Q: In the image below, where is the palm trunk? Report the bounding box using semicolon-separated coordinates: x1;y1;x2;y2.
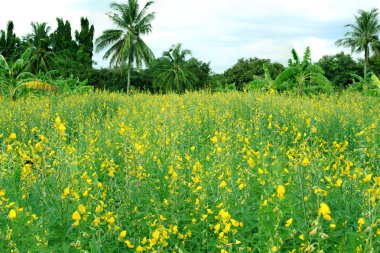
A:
127;64;131;95
364;47;369;77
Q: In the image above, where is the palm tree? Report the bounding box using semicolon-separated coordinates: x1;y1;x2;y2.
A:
26;22;58;74
153;43;198;93
95;0;155;94
336;9;380;76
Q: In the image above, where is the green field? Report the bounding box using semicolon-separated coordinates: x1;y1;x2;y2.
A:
0;91;379;252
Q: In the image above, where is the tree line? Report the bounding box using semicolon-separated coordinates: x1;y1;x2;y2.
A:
1;0;380;97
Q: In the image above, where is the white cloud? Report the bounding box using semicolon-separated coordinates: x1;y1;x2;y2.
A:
1;0;380;72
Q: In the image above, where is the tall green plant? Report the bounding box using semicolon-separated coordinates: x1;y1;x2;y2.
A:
273;47;332;95
26;22;58;74
95;0;155;94
246;63;275;91
0;48;56;100
336;9;380;76
153;43;198;93
0;21;20;60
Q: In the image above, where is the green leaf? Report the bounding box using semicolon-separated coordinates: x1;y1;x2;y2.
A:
0;54;9;70
273;67;299;87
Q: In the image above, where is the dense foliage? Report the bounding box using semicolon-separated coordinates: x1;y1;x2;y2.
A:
0;92;379;252
1;4;380;95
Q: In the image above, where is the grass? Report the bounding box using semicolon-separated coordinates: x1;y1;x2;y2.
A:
0;91;379;252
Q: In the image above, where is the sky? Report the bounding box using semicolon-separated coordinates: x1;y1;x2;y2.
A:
1;0;380;73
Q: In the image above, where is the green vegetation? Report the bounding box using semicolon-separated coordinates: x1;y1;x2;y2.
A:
0;92;379;252
95;0;155;94
336;8;380;76
1;3;380;95
1;2;380;252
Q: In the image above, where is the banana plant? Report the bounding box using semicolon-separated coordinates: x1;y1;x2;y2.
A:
349;72;380;96
0;48;56;100
246;63;275;91
272;47;333;95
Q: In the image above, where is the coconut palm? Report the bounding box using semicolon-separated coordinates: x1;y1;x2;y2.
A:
153;43;198;93
26;22;58;74
95;0;155;94
336;9;380;76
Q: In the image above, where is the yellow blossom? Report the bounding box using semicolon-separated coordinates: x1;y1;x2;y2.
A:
319;203;332;221
302;157;311;166
219;180;227;188
118;230;127;240
93;217;100;227
124;240;134;248
72;211;81;226
277;185;285;199
285;218;293;227
136;245;144;252
9;133;16;140
8;209;17;220
78;204;86;214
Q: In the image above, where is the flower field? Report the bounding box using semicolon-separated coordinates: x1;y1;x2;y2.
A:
0;91;379;252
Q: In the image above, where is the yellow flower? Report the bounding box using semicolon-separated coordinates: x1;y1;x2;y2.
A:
214;223;221;233
35;142;43;152
358;218;364;227
302;157;311;166
319;203;332;221
277;185;285;199
355;130;364;137
72;211;81;226
118;230;127;240
124;240;134;248
8;209;17;220
363;174;372;183
285;218;293;227
55;116;61;125
78;204;86;214
299;234;304;241
152;230;160;240
136;245;144;252
230;219;240;227
211;136;218;143
9;133;16;140
271;246;278;252
93;217;100;227
64;187;70;195
58;124;66;132
219;180;227;188
330;223;336;229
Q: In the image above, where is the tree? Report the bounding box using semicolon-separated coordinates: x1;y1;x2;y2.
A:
51;18;77;54
317;52;362;89
25;22;58;74
152;43;198;93
186;58;211;90
75;17;95;68
223;57;285;90
95;0;155;94
336;9;380;76
0;21;20;60
273;47;333;95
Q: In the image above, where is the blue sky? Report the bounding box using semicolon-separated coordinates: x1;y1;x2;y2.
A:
1;0;380;73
